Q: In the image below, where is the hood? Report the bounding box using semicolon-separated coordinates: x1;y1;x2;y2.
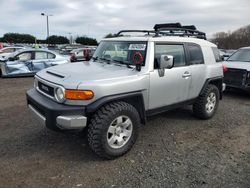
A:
36;61;140;89
223;61;250;71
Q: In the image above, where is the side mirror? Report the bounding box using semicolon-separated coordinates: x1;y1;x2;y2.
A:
8;57;16;61
158;55;174;77
159;55;174;69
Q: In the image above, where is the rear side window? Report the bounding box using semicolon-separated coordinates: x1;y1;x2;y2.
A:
35;52;56;59
35;52;48;60
187;44;204;64
47;52;56;59
212;47;222;62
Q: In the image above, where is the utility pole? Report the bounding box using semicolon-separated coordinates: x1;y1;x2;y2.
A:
41;13;53;46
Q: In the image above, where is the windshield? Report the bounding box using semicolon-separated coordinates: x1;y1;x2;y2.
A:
227;49;250;62
92;41;147;66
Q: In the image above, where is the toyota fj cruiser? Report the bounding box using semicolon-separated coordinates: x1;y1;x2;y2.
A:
27;23;224;159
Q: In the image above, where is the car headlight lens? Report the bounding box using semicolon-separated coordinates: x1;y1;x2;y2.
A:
55;87;65;103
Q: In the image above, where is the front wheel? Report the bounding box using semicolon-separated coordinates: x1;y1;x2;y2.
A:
193;84;220;119
87;101;140;159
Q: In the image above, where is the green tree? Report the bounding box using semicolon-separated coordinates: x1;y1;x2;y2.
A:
75;36;98;45
3;33;36;43
104;33;117;38
211;25;250;49
46;35;69;44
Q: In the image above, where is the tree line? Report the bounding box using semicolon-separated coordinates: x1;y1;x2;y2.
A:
0;33;98;45
210;25;250;49
1;25;250;49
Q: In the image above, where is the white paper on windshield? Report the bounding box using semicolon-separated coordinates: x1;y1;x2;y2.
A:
128;44;146;51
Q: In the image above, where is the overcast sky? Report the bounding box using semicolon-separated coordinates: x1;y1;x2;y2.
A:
0;0;249;41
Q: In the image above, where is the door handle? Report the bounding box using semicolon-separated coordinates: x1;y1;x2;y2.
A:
182;71;191;78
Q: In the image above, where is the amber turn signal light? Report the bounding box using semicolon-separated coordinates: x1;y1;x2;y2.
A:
65;89;94;100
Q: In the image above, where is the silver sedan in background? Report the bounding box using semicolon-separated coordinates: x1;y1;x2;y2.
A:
0;49;70;77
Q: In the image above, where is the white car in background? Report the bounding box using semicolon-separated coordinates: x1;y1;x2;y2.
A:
0;49;70;77
223;47;250;91
0;47;25;58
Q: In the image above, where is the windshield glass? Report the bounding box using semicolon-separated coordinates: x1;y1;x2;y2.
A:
227;49;250;62
92;41;147;66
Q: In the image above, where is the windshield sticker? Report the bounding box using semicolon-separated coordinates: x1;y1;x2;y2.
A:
129;44;146;51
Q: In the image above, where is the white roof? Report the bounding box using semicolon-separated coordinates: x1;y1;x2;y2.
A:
102;36;216;47
240;46;250;49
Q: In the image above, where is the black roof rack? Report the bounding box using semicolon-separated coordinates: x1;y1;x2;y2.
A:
154;23;206;40
115;23;206;40
116;30;156;37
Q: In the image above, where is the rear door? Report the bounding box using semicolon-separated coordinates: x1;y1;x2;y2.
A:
32;51;53;72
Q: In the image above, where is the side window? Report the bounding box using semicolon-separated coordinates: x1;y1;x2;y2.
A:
187;44;204;65
16;52;32;61
47;52;56;59
35;52;48;60
154;44;186;68
212;47;222;62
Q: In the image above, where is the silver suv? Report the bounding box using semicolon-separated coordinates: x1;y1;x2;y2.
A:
27;23;224;159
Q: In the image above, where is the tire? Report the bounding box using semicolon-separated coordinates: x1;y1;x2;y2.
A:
193;84;219;119
87;101;140;159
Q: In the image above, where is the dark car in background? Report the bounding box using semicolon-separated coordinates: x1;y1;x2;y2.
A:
223;47;250;91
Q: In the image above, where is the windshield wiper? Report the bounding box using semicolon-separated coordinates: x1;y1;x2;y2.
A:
99;57;111;63
92;56;111;64
92;56;98;61
112;59;133;69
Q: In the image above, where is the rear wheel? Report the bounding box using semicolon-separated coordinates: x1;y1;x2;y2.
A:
193;84;219;119
87;101;140;159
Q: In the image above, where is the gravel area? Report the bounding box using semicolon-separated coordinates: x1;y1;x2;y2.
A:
0;77;249;188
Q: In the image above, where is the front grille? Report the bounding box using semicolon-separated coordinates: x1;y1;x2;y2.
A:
38;81;54;97
224;68;247;86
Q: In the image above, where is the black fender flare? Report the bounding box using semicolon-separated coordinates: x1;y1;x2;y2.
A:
199;76;223;99
86;91;147;124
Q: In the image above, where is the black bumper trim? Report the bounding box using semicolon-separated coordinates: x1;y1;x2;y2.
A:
26;88;86;131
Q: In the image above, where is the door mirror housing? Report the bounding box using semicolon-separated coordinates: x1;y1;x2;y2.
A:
159;55;174;69
8;57;17;61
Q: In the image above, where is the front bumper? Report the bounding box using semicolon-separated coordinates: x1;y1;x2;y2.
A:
224;68;250;91
27;88;87;131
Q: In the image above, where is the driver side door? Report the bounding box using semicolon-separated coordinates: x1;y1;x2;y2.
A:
5;51;34;75
149;43;192;110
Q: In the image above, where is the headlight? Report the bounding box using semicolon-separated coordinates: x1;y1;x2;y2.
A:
55;87;65;103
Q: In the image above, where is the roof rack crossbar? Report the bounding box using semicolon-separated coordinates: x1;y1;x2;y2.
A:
116;30;156;37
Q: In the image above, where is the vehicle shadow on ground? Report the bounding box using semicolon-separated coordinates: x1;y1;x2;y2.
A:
1;108;196;162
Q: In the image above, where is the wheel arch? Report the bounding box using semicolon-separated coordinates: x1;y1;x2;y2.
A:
86;91;147;125
199;77;223;99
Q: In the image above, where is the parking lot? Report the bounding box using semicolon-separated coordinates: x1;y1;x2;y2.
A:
0;77;249;188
